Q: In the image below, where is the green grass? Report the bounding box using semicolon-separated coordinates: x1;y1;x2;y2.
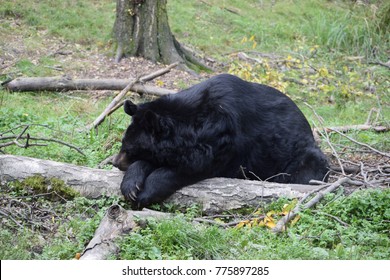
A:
0;0;115;44
3;180;387;260
1;0;388;60
117;189;390;260
169;0;389;61
0;178;121;259
0;91;130;167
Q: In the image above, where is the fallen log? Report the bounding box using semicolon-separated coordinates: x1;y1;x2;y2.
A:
0;154;321;213
1;76;176;96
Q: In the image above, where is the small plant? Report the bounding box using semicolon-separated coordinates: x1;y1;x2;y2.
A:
13;175;79;200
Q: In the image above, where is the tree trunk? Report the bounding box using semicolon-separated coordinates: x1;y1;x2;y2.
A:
0;155;322;214
113;0;209;71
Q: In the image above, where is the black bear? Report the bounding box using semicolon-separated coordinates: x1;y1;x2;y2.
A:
113;74;329;209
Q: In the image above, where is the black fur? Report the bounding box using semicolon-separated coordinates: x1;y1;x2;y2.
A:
113;74;329;209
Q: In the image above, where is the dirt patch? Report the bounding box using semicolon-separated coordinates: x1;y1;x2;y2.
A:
0;26;208;93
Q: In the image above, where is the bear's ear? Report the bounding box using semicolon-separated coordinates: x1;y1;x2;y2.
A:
124;100;138;116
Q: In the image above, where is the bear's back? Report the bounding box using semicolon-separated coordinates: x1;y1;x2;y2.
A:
138;74;313;141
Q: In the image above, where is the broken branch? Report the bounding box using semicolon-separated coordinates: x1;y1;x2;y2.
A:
329;128;390;158
0;124;85;156
272;177;363;234
86;62;179;130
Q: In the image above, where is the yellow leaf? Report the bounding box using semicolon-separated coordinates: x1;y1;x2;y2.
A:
259;220;266;227
241;36;248;43
290;215;301;226
263;216;274;223
249;35;255;42
266;210;276;217
319;67;329;77
156;80;165;87
236;222;245;229
236;220;249;229
265;220;276;229
282;200;297;213
252;41;257;49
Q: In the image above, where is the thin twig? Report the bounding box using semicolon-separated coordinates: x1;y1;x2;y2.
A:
87;62;180;130
0;208;24;228
312;210;350;227
0;135;85;156
329;128;390;158
1;124;85;155
305;102;346;175
368;60;390;69
272;177;361;234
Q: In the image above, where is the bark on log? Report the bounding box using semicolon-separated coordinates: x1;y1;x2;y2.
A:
0;154;322;213
2;77;176;96
0;154;123;198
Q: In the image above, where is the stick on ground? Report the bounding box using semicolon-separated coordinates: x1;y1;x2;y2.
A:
272;177;363;234
86;62;180;130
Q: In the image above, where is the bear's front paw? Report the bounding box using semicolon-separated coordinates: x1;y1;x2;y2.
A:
120;179;143;203
133;192;154;210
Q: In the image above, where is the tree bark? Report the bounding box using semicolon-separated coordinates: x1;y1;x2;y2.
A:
2;77;175;96
113;0;210;71
0;155;321;214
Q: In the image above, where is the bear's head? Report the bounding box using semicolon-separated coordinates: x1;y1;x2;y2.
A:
112;99;172;171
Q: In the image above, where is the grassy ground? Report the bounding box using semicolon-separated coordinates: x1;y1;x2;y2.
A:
0;0;389;260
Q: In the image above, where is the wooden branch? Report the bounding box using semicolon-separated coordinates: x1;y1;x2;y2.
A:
86;62;179;130
329;128;390;158
305;102;346;175
272;177;363;234
0;155;323;214
1;76;176;96
199;0;241;15
80;204;171;260
0;124;85;155
368;60;390;69
319;124;389;134
313;211;350;227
